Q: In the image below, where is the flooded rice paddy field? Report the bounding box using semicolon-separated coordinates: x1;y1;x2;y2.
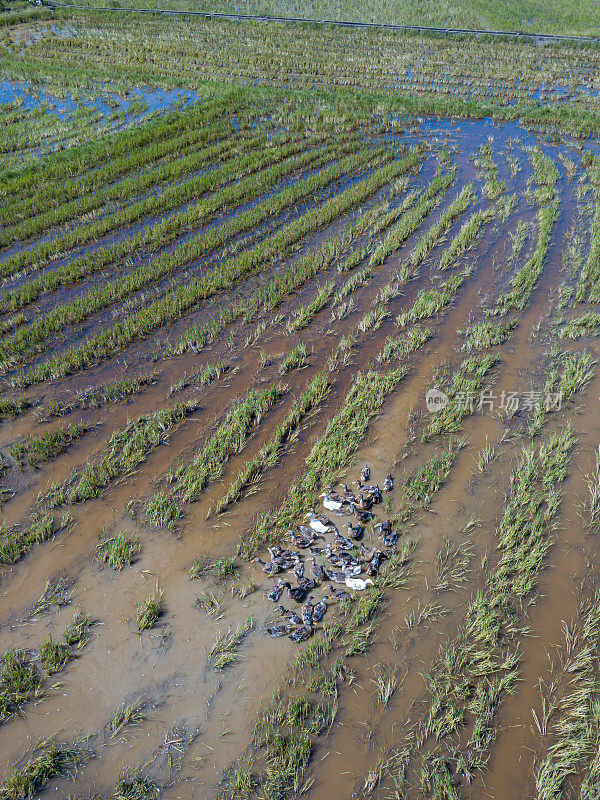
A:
8;13;600;119
0;73;198;171
3;14;600;800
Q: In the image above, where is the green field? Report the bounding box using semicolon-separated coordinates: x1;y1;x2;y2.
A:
61;0;600;37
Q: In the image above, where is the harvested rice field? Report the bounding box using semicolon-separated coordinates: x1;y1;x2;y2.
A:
3;6;600;800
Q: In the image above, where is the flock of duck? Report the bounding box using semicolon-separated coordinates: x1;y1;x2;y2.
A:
255;464;396;643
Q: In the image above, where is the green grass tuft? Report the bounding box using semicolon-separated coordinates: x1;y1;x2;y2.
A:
96;533;141;570
136;584;164;631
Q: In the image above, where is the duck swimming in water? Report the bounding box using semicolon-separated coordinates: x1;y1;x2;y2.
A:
284;582;310;603
320;490;345;513
328;486;348;503
366;549;386;576
356;493;373;511
382;532;398;547
333;530;354;551
367;485;382;504
306;510;333;534
323;544;344;568
278;606;302;625
289;625;313;642
323;568;348;584
343;563;363;578
267;578;285;602
346;522;363;540
312;596;329;622
267;547;294;571
359;543;376;563
327;584;350;601
365;561;379;577
330;547;358;567
267;624;293;637
345;576;374;591
292;555;304;581
253;557;281;575
377;521;398;547
339;483;357;503
310;556;325;582
290;528;318;549
301;598;314;626
352;505;371;523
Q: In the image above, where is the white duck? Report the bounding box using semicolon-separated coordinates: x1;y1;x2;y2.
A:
320;491;344;513
306;510;332;535
345;577;374;591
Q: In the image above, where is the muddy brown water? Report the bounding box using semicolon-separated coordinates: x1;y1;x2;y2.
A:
1;116;599;799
